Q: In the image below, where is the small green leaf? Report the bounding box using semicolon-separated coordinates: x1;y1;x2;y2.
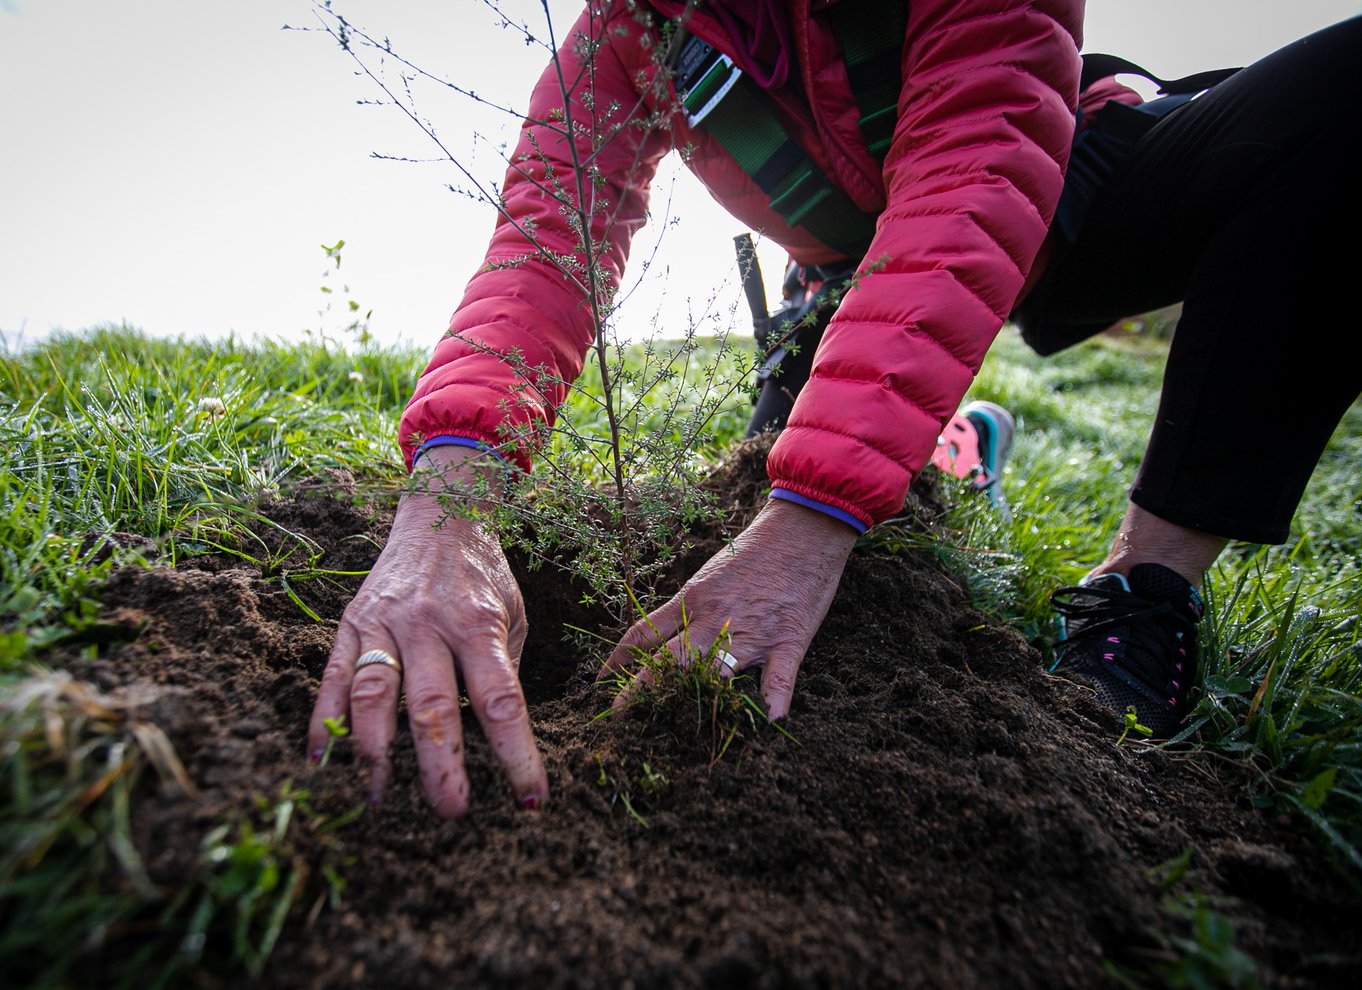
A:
1122;706;1153;738
1301;767;1336;811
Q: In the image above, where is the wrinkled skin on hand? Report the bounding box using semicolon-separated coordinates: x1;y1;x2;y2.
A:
306;446;547;818
601;498;859;719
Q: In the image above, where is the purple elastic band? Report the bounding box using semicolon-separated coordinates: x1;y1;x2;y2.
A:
412;435;511;470
769;488;867;534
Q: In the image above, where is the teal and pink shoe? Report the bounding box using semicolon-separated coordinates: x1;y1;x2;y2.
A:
929;400;1015;511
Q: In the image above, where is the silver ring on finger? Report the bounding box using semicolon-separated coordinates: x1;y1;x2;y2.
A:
716;650;741;673
355;648;403;677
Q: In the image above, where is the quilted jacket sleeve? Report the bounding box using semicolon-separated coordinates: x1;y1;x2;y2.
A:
397;5;672;471
766;0;1083;528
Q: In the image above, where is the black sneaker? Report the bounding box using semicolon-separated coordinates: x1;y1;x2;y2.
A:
1050;562;1205;739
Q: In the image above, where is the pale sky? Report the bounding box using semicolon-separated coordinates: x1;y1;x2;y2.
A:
2;0;1359;353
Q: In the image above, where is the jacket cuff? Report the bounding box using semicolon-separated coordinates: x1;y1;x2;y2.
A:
411;435;513;472
769;488;868;534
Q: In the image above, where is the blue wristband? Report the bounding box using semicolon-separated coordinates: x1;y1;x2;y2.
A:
769;487;867;534
412;435;512;470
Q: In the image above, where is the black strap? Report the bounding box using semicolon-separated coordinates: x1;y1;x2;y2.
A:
1080;53;1242;95
824;0;908;161
733;233;769;333
674;33;879;255
673;4;907;258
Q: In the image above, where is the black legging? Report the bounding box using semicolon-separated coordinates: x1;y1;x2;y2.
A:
1013;15;1362;544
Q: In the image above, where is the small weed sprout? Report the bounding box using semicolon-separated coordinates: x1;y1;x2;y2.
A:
599;611;798;769
593;753;663;828
1116;705;1154;747
638;761;668;799
318;715;350;768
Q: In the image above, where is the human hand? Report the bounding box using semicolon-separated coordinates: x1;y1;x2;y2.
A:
306;446;547;817
601;498;858;718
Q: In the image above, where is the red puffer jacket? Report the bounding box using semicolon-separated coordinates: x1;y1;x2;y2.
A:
399;0;1083;530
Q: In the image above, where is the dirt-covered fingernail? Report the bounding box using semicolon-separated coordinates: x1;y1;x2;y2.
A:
520;794;539;810
309;748;325;763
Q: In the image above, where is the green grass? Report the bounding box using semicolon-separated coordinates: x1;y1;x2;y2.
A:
0;672;361;989
1;325;403;984
0;325;416;668
0;320;1358;982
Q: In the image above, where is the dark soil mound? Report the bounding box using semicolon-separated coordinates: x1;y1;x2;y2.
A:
55;440;1362;988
